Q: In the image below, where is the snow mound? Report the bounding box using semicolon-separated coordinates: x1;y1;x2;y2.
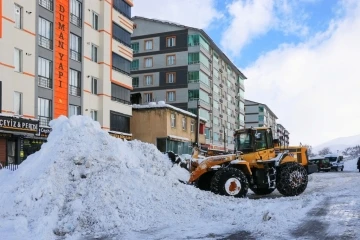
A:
344;157;359;172
0;116;324;240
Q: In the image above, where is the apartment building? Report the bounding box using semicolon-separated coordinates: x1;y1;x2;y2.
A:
244;99;278;138
130;17;247;152
276;123;290;147
0;0;134;166
131;101;206;155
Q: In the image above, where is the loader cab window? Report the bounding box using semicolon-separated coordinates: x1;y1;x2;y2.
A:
255;130;267;151
266;129;274;149
235;132;253;153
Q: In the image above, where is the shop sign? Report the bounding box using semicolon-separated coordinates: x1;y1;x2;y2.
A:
109;132;132;140
36;126;52;138
0;116;39;134
0;133;12;138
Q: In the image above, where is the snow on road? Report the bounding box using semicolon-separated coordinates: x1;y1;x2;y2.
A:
0;116;359;240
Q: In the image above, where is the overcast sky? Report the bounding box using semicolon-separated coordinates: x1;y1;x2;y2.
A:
133;0;360;147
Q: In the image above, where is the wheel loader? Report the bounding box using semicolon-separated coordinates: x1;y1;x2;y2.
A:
180;127;315;198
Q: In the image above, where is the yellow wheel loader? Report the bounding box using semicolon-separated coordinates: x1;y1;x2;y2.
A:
183;127;316;198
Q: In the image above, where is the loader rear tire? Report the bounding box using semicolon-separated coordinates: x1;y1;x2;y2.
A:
250;187;275;195
276;162;308;197
210;168;248;198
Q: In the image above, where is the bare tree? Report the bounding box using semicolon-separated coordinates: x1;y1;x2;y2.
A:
303;144;315;157
318;147;331;156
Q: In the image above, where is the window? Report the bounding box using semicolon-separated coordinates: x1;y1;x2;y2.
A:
132;77;139;88
70;0;82;27
69;105;81;117
113;0;131;20
39;0;54;11
166;55;175;66
166;73;176;83
191;121;195;132
14;4;22;29
90;110;98;121
144;40;153;50
91;77;98;94
38;97;52;126
92;11;99;30
38;57;52;88
131;42;139;53
170;113;176;128
91;44;98;62
38;17;53;50
188;52;199;64
187;71;209;85
144;75;153;86
14;48;22;72
214;132;219;142
259;106;264;112
112;22;131;47
166;36;176;47
69;69;81;96
144;57;153;68
130;59;139;71
13;92;22;115
258;115;264;122
111;83;131;104
112;52;131;74
167;91;175;102
144;93;153;103
70;34;81;61
182;117;187;130
110;111;130;133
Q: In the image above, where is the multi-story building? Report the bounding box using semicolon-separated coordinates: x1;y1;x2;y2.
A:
276;123;290;147
130;16;247;152
131;101;206;155
244;99;278;138
0;0;134;166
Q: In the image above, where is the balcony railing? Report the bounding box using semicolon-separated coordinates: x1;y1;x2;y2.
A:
69;85;81;97
70;13;81;27
111;96;131;105
39;0;53;11
38;76;52;89
38;35;53;50
39;116;51;126
70;50;81;62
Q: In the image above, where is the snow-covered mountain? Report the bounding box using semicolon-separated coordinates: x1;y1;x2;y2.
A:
313;134;360;154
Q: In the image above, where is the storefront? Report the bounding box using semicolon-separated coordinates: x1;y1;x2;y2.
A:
0;115;40;166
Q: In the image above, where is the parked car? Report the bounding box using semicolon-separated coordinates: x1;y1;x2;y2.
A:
309;157;331;172
324;154;344;171
357;157;360;172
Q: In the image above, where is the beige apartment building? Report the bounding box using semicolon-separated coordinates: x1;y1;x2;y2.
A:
0;0;134;167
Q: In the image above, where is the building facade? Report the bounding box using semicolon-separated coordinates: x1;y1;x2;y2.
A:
131;102;206;155
276;123;290;147
130;17;247;152
0;0;134;166
244;99;278;138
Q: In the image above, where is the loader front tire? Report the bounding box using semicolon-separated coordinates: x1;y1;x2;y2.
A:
276;162;308;197
210;168;248;198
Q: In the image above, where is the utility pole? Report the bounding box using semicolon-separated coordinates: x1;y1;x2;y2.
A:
195;99;200;147
223;125;226;153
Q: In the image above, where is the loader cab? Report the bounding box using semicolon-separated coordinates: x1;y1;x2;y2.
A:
234;127;276;160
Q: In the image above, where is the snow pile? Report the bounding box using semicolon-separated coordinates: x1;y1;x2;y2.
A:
0;116;323;240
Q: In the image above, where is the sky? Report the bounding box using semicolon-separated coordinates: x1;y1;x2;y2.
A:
132;0;360;147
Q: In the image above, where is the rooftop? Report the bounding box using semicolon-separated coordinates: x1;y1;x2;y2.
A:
132;101;207;122
245;99;278;119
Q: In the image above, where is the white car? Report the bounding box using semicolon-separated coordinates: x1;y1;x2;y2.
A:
324;154;344;171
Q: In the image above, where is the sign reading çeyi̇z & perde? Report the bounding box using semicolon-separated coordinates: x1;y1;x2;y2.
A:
0;115;39;134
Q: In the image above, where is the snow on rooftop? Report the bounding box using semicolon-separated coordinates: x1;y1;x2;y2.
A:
132;101;208;122
2;116;359;239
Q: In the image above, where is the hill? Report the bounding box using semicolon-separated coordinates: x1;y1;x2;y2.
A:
313;134;360;154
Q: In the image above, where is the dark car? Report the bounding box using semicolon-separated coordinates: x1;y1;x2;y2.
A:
309;157;331;172
357;157;360;172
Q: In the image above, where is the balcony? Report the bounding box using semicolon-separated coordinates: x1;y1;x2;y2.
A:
111;96;131;105
39;116;51;126
38;35;53;50
70;13;81;28
69;85;81;97
39;0;53;11
70;49;81;62
38;76;52;89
